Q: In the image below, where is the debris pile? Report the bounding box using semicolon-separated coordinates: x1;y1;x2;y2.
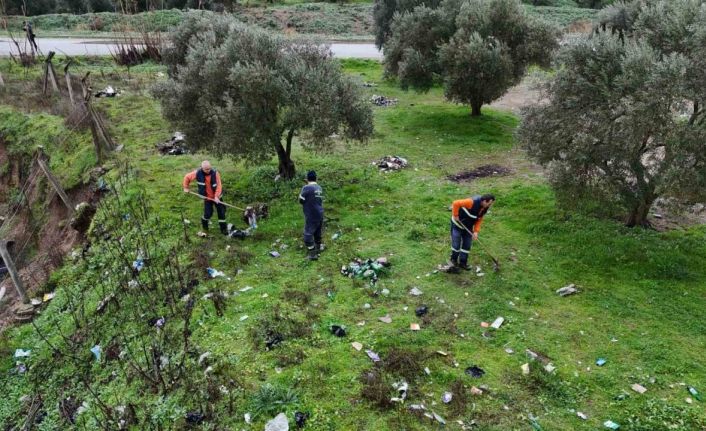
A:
556;283;579;296
371;94;398;107
373;156;408;172
94;85;121;98
155;132;188;156
242;203;269;229
340;257;391;286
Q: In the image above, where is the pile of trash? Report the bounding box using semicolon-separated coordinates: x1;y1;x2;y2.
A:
373;156;408;172
341;257;390;286
226;223;252;239
371;94;398;107
156;132;188;156
242;203;268;229
94;86;121;98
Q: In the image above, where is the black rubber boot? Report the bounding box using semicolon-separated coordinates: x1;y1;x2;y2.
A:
306;247;319;261
219;222;228;235
201;218;209;230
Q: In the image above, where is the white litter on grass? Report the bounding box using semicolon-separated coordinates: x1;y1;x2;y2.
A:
409;287;423;296
240;315;249;321
521;363;530;375
351;342;363;351
490;317;505;329
14;349;31;358
577;412;588;420
239;286;253;292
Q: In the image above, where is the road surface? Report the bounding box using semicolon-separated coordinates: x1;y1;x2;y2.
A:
0;37;382;59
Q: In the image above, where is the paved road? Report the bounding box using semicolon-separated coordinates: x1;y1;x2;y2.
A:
0;37;382;59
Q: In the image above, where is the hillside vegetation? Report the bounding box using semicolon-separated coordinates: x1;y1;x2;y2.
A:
0;57;704;430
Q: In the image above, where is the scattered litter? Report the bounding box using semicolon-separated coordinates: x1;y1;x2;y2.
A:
410;323;421;331
365;350;381;362
362;81;377;87
686;397;693;404
465;365;485;378
132;258;144;272
240;315;249;321
477;272;485;277
448;164;511;183
198;352;211;366
207;268;225;278
294;411;308;429
155;131;188;155
331;325;347;337
424;367;431;375
331;231;341;240
556;284;578;297
631;383;647;394
526;349;551;365
242;204;268;229
544;363;556;373
197;231;207;238
90;345;101;361
391;381;408;402
31;298;42;306
436;351;448;356
95;85;120;98
470;386;483;396
269;251;281;258
596;358;607;366
363;303;371;309
265;413;289;431
688;386;701;401
521;363;530;375
604;420;620;430
42;292;55;302
186;411;204;425
431;412;446;425
379;315;392;324
438;262;460;273
529;415;542;430
480;322;490;328
415;305;428;317
490;317;505;329
577;412;587;420
442;392;453;403
373;155;408;172
239;286;253;292
153;317;165;328
341;257;390;286
505;348;514;354
381;288;390;296
351;342;363;351
409;287;423;296
371;94;398;107
14;349;31;358
244;413;252;424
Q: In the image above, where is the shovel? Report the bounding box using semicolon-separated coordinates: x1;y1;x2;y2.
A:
460;224;500;272
186;190;258;229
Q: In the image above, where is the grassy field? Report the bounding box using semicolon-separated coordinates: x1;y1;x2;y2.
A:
5;4;596;41
0;57;704;430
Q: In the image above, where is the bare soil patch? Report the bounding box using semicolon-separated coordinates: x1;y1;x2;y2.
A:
448;164;512;183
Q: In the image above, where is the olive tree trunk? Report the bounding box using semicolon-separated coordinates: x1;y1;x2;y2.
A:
274;128;296;180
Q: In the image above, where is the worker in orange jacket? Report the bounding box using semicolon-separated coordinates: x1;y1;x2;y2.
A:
450;194;495;270
183;160;227;235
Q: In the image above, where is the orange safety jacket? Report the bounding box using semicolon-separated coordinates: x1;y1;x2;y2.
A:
451;196;487;233
183;169;222;200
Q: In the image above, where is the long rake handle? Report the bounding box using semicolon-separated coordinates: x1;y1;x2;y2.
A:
459;223;499;265
186;190;246;211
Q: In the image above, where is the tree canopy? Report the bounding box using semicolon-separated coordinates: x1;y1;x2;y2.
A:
519;1;706;226
153;12;373;179
382;0;558;116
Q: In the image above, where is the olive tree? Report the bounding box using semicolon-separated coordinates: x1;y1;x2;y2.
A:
372;0;443;48
518;34;706;227
383;0;558;116
153;13;373;179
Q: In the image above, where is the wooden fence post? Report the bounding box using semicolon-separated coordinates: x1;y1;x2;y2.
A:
0;240;28;304
64;60;74;105
42;51;60;96
36;147;74;215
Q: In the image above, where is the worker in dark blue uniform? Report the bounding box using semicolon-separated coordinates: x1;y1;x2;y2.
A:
299;170;324;260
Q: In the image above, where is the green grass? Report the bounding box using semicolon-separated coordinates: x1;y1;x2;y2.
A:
0;58;705;430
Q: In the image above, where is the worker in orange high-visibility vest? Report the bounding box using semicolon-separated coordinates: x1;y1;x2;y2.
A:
183;160;227;235
449;194;495;270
